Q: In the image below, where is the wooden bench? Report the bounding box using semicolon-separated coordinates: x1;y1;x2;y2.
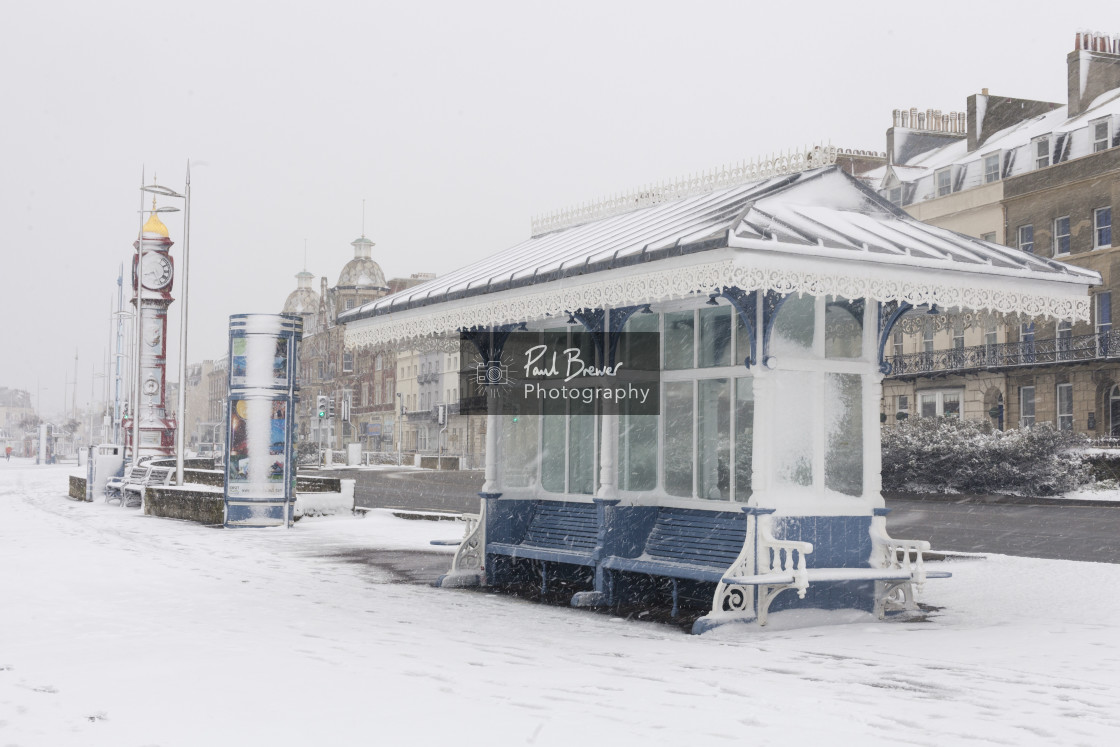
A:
598;507;748;616
487;500;599;594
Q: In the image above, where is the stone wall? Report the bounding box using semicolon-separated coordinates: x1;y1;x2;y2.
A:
68;475;86;500
144;486;225;525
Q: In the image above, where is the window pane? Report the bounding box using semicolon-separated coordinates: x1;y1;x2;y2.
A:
618;411;657;492
825;373;863;497
734;377;754;501
697;378;731;500
699;306;732;368
1097;207;1112;248
984;154;1000;183
663;381;694;497
773;372;813;488
942;393;961;418
734;312;752;367
1054;216;1070;255
770;295;815;359
501;413;538;488
541;398;566;492
664;311;694;370
568;400;596;495
920;394;937;418
825;297;863;359
1020;386;1035;428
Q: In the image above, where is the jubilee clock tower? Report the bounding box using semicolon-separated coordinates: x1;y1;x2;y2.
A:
125;199;177;457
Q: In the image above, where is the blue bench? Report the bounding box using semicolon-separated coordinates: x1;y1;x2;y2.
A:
597;507;748;616
486;500;599;594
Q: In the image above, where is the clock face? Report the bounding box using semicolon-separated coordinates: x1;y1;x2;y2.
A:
141;253;173;289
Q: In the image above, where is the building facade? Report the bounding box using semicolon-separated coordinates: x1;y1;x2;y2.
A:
876;30;1120;436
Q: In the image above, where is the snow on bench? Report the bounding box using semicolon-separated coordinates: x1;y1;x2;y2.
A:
710;511;951;626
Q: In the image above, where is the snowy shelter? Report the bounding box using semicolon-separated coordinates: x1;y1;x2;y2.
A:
342;154;1098;631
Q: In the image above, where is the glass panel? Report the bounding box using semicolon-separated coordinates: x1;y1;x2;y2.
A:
920;394;937;418
663;381;694;497
825;373;863;497
697;378;730;500
773;371;813;488
734;311;752;366
568;398;596;495
540;398;566;493
770;295;815;359
623;311;658;334
942;393;961;418
699;306;732;368
825;298;863;359
734;377;754;501
500;412;538;488
664;311;694;370
618;410;657;492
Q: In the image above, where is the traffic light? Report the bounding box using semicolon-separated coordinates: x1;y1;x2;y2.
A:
316;395;328;419
328;398;336;418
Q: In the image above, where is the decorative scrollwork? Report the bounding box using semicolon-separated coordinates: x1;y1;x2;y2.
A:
345;258;1090;351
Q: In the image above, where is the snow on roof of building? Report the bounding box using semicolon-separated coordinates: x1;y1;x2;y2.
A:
342;167;1098;348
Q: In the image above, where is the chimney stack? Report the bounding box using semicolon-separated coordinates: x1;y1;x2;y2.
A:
1068;29;1120;118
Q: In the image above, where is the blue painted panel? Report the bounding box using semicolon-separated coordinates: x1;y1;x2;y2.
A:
225;502;292;527
601;505;659;558
772;515;871;568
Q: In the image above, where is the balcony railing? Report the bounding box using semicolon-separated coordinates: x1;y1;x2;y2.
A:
417;372;441;384
886;330;1116;377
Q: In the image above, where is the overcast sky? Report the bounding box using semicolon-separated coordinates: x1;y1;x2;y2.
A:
1;0;1115;418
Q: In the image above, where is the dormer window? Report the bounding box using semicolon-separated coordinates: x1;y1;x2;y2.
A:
983;152;1001;183
1092;118;1112;153
888;186;902;206
936;168;952;197
1033;137;1050;169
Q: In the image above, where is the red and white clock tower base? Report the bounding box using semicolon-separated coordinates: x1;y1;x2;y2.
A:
123;201;177;458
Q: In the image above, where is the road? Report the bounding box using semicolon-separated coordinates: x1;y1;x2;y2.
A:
336;466;1120;563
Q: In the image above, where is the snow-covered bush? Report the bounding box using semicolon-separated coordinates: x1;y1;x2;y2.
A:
881;418;1089;496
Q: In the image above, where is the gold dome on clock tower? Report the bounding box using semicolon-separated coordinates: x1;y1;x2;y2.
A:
142;198;170;238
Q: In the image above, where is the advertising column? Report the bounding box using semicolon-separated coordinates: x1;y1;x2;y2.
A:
224;314;303;527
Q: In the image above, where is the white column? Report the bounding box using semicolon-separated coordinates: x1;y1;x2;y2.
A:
481;403;501;495
864;371;885;507
597;411;619;500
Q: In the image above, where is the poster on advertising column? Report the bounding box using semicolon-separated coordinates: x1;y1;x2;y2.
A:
224;314;302;527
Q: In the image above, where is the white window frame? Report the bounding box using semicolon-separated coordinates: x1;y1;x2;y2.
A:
1017;224;1034;254
917;388;963;419
1056;383;1074;431
1019;386;1036;428
935;168;952;197
1053;216;1070;255
1095;206;1112;249
983;152;1001;183
1033;136;1051;169
342;351;353;373
1091;117;1111;153
888;186;902;207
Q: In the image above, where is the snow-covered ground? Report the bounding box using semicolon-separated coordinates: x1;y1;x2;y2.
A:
3;461;1120;746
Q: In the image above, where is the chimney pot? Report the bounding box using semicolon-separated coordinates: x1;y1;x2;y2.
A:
982;87;989;95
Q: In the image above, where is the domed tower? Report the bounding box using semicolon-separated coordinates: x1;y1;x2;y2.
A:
335;235;389;313
282;270;321;333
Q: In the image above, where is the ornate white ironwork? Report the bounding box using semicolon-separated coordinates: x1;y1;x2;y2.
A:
530;145;884;236
438;510;485;588
869;516;931;618
346;259;1091;350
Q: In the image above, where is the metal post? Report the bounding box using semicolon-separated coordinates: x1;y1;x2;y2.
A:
132;170;143;463
397;392;403;466
174;162;191;487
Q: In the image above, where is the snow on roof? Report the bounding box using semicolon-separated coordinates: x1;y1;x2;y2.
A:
342;167;1097;348
893;87;1120;177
